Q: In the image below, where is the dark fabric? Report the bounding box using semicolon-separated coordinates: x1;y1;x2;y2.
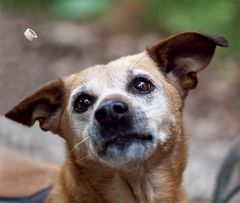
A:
0;187;51;203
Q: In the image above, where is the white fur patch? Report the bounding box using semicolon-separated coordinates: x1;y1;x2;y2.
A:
66;56;175;163
159;131;168;143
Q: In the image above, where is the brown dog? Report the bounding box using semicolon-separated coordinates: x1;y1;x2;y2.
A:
5;32;228;203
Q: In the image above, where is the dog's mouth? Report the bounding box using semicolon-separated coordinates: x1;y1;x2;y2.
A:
100;133;153;155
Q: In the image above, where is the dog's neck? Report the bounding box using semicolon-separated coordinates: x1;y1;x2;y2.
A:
112;165;173;203
53;150;185;203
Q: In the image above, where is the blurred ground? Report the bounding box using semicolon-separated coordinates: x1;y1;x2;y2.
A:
0;11;240;203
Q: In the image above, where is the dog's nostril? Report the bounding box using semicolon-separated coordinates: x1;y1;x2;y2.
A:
95;107;108;122
95;100;129;125
112;102;128;114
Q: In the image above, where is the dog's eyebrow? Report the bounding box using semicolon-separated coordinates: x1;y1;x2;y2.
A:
127;69;154;82
70;84;88;98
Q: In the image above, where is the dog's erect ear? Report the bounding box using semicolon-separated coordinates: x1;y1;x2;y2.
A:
5;80;64;133
147;32;228;90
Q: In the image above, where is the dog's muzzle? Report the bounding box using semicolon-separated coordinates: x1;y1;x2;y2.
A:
90;98;154;165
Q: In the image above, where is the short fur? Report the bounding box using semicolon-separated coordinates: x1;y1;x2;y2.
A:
5;32;228;203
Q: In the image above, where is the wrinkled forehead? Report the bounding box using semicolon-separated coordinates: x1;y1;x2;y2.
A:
64;52;163;97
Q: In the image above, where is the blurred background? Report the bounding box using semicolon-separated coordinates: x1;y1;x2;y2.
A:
0;0;239;202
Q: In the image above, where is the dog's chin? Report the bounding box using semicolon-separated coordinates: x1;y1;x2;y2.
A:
93;134;154;167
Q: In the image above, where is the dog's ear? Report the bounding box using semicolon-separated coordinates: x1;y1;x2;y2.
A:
147;32;228;90
5;80;64;133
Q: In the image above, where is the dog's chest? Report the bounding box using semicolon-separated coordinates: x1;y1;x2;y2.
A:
104;173;158;203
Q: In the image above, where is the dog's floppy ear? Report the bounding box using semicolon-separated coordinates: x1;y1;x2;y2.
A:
5;80;64;133
147;32;228;90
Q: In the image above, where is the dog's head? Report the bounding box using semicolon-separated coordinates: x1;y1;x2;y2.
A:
5;32;228;167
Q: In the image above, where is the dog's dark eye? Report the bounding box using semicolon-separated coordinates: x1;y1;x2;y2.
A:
74;94;93;113
132;78;154;94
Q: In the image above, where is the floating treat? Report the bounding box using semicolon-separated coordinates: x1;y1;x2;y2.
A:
24;28;38;41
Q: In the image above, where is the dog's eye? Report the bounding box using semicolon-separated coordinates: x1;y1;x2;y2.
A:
74;94;93;113
132;78;154;94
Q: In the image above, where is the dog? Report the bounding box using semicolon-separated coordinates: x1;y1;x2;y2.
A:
4;32;228;203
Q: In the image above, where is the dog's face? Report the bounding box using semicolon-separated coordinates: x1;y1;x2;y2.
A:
65;53;176;166
5;32;227;167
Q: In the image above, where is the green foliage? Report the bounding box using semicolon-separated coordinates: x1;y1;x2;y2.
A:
143;0;240;56
0;0;51;10
0;0;115;20
51;0;114;20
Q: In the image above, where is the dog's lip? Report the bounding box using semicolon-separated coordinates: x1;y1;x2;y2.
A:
103;133;153;150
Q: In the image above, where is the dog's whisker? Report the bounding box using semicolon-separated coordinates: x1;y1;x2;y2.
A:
70;137;89;154
76;154;91;163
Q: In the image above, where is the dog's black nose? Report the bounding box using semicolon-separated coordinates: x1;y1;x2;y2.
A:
94;99;129;126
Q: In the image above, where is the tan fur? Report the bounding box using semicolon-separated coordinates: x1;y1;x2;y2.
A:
4;32;228;203
45;53;188;203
